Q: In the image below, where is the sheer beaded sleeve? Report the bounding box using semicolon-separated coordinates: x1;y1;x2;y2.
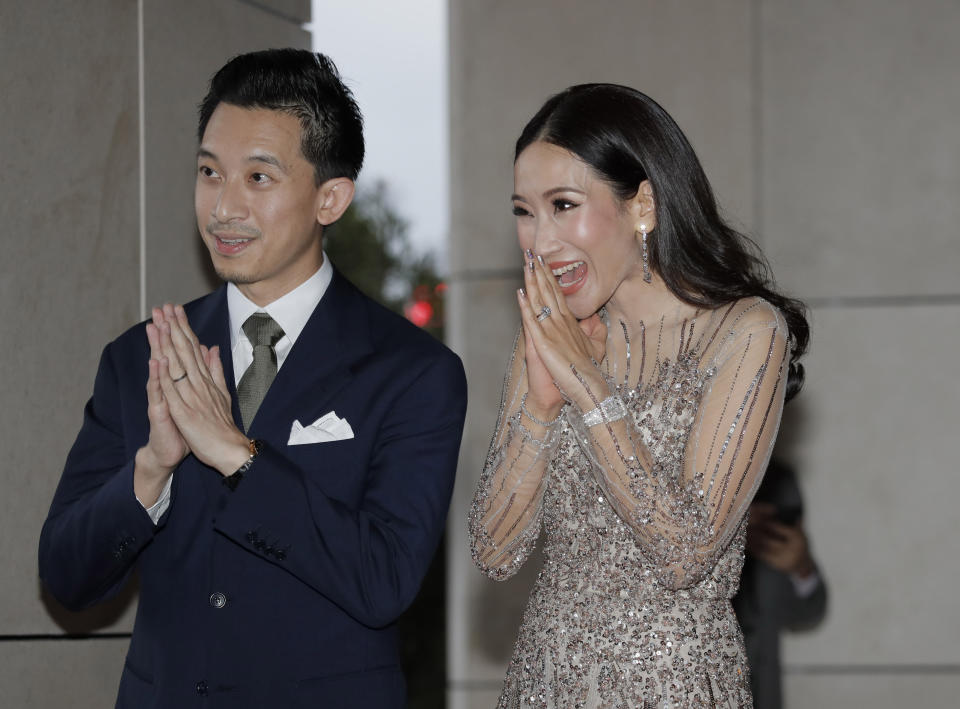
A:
469;330;563;580
566;300;790;589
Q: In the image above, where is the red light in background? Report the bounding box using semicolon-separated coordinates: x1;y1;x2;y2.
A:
434;282;448;296
405;300;434;327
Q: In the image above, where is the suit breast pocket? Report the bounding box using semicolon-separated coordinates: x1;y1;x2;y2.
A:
284;438;369;507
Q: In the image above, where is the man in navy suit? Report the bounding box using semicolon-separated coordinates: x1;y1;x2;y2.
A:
39;49;467;708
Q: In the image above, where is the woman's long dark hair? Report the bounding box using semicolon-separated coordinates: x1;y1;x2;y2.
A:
516;84;809;400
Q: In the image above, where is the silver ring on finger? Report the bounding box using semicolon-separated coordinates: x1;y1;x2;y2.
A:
172;372;188;383
537;306;552;322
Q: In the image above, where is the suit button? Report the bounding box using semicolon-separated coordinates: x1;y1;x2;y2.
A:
196;680;208;695
209;592;227;609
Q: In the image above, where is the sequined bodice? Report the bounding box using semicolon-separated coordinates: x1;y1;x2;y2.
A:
540;376;745;605
470;298;789;708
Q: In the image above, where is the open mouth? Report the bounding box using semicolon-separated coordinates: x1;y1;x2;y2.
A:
551;261;587;293
212;234;255;255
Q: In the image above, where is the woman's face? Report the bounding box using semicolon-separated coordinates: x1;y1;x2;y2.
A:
513;141;645;319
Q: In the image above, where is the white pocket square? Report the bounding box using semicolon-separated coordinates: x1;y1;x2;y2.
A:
288;411;355;445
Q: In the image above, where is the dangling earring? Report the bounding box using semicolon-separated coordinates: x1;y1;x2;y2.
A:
640;225;652;283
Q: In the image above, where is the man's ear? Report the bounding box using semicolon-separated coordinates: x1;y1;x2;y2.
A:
316;178;356;226
630;179;657;233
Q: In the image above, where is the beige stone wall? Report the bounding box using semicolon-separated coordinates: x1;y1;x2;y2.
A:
0;1;309;704
446;1;960;707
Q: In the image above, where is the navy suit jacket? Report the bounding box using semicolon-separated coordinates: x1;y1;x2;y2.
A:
39;271;467;708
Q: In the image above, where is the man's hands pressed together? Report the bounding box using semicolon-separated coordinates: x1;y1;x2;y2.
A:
134;304;251;507
134;306;190;506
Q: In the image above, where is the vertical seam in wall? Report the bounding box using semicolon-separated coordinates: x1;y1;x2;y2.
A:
439;0;450;276
751;0;763;240
138;0;146;319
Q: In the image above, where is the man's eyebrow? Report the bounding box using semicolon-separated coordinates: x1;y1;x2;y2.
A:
196;149;288;173
247;153;287;172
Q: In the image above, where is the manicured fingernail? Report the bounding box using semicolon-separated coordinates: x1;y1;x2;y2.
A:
525;249;533;259
537;254;544;266
518;288;526;298
528;259;535;272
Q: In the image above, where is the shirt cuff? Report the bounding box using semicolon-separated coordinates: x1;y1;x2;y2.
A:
138;475;173;525
789;568;821;598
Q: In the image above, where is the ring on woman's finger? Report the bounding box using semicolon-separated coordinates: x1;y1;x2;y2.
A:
537;306;552;322
172;372;188;383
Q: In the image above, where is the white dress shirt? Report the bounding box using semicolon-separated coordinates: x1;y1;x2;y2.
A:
140;256;334;523
226;256;333;387
790;568;822;598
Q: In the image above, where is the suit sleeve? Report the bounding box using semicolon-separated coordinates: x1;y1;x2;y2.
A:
769;464;828;629
213;349;467;629
38;339;161;610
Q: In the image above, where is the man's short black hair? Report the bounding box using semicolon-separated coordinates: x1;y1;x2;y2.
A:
198;48;364;184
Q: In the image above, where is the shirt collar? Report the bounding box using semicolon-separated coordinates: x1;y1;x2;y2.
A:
227;253;333;349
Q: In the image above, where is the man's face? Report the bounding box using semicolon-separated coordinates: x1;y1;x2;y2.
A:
196;104;325;306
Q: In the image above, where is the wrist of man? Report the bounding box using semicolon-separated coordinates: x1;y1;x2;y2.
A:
789;566;821;598
220;438;263;492
212;432;258;477
791;555;816;579
134;447;175;508
135;446;176;481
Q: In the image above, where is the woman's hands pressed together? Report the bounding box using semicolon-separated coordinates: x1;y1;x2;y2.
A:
517;249;608;419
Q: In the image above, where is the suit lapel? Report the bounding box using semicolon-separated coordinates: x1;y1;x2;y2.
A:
246;270;373;441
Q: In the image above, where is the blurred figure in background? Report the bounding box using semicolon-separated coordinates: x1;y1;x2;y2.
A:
734;459;828;709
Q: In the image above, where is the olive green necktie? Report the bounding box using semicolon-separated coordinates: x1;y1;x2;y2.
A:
237;312;285;432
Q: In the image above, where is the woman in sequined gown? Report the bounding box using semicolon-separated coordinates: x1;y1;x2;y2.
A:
469;85;809;708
